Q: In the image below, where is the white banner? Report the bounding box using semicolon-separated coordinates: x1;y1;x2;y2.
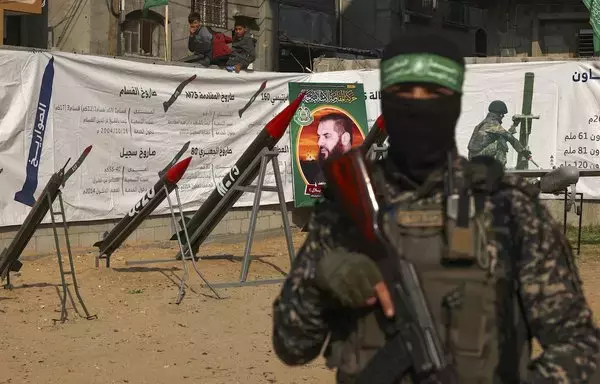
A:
0;50;599;227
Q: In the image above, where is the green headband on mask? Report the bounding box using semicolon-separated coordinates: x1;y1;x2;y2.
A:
380;53;465;93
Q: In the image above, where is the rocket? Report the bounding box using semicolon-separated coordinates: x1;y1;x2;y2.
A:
0;145;93;282
159;140;190;178
94;156;192;267
360;115;387;154
170;91;307;257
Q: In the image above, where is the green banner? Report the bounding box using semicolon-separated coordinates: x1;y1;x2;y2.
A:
583;0;600;55
288;82;369;208
144;0;168;10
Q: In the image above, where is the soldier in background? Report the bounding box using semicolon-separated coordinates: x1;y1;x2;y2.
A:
468;100;532;168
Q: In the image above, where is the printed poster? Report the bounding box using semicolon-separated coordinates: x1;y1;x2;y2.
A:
288;82;369;208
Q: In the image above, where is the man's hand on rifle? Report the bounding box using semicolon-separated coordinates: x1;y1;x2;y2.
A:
315;248;395;318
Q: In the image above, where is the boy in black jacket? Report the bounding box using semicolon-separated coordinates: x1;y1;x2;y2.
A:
225;21;256;73
187;12;212;66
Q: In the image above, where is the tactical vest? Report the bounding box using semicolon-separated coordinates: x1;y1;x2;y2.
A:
323;160;535;384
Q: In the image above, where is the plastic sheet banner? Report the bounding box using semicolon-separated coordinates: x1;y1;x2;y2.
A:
2;49;600;227
0;50;310;226
310;61;600;199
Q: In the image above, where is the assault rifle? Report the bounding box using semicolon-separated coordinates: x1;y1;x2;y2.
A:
322;148;458;384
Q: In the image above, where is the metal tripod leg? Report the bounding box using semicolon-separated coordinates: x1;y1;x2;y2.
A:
56;192;96;320
48;192;96;323
168;186;220;299
4;271;12;290
271;157;295;264
163;185;190;304
239;155;269;282
48;193;69;323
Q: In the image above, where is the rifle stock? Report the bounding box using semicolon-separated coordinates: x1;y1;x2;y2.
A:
323;148;456;383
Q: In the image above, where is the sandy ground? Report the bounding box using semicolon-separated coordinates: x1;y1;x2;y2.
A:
1;231;600;384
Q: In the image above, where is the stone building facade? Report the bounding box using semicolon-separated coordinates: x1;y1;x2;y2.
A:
2;1;595;71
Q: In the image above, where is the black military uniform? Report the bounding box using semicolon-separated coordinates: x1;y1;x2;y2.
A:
271;33;599;383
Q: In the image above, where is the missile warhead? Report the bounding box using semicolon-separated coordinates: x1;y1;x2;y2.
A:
539;166;579;194
165;156;192;184
265;90;306;140
159;141;190;177
62;145;93;186
82;145;93;156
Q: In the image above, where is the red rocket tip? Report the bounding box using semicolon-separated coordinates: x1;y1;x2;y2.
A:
83;145;93;155
265;91;307;139
374;115;386;133
165;156;192;184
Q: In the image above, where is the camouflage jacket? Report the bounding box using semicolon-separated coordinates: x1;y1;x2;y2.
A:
468;113;526;157
272;156;600;382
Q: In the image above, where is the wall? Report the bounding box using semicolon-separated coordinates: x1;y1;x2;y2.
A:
45;0;272;69
338;0;398;50
0;203;302;257
47;0;92;53
255;0;277;72
335;0;591;59
1;196;596;258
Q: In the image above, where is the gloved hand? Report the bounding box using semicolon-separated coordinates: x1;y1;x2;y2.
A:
315;248;387;310
521;149;532;158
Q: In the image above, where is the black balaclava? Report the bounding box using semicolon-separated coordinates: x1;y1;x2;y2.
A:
380;32;466;185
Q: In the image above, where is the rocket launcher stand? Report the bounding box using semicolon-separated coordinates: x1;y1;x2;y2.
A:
125;183;221;303
207;148;295;290
176;148;295;292
47;192;97;323
3;191;97;323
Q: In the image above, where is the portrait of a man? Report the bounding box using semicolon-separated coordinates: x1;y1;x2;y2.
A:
317;113;354;161
300;112;355;185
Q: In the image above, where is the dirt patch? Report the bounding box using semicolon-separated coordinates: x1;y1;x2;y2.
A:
1;233;599;383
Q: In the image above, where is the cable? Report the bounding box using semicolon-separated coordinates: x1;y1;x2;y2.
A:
56;0;87;48
49;0;79;29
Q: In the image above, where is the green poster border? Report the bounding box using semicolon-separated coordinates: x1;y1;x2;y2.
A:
287;82;369;208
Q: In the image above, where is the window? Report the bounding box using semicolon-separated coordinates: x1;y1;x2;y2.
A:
191;0;227;29
278;3;334;45
445;2;468;25
122;19;163;57
577;29;594;57
475;28;487;57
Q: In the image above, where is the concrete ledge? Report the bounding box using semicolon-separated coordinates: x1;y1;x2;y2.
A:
0;202;305;257
0;199;596;257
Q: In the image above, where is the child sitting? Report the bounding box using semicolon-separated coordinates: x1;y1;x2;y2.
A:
225;21;256;73
187;12;212;66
